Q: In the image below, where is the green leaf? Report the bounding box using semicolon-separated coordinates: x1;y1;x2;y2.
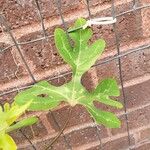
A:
94;78;120;96
0;133;17;150
84;103;121;128
6;117;38;133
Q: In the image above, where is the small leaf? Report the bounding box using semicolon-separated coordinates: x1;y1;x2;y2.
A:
69;18;92;45
94;79;120;96
6;117;38;133
85;103;121;128
0;133;17;150
71;18;87;28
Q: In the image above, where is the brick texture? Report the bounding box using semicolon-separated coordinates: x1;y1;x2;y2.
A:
133;143;150;150
0;0;150;150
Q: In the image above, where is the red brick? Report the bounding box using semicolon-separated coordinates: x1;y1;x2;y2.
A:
19;147;34;150
66;127;100;148
0;91;17;104
95;60;119;83
96;125;109;139
50;72;72;87
10;130;28;145
48;105;108;139
20;119;48;140
102;135;135;150
34;136;68;150
87;146;101;150
18;33;64;73
0;43;19;84
140;0;150;3
87;135;135;150
0;0;150;149
120;48;150;81
95;51;150;112
95;47;150;85
128;105;150;129
91;1;143;48
1;0;38;30
0;0;113;31
141;8;150;37
124;79;150;109
111;104;150;135
47;105;92;131
140;0;150;37
140;128;150;142
132;143;150;150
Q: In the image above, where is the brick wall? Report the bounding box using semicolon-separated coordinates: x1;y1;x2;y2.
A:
0;0;150;150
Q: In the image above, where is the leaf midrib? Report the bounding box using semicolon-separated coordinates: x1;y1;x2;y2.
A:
71;25;82;100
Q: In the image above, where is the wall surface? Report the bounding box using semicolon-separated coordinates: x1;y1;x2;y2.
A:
0;0;150;150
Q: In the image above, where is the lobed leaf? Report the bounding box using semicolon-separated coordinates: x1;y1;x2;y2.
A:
14;18;122;129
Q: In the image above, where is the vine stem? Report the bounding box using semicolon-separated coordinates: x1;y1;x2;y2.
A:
45;107;72;150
